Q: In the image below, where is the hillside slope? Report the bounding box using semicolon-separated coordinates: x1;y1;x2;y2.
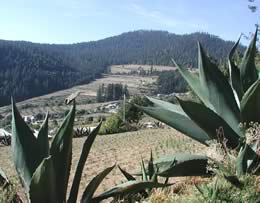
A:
0;30;241;106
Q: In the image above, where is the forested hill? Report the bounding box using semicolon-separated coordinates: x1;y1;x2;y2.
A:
0;30;240;106
0;41;101;106
65;30;238;68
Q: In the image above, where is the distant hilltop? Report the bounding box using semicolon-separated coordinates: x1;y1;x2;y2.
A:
0;30;243;106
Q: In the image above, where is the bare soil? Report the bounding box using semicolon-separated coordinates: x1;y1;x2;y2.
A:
0;128;206;202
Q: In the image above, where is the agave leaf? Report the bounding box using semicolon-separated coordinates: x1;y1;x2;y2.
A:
68;122;102;203
246;142;260;173
172;59;214;110
240;79;260;123
50;101;76;201
195;183;207;199
0;167;9;186
154;153;209;177
80;165;115;203
223;175;243;189
141;158;148;181
174;52;241;138
29;156;58;203
211;178;219;200
117;165;149;198
11;99;45;191
148;150;155;180
197;43;242;136
118;166;136;181
92;181;170;202
136;97;210;146
236;141;259;176
36;113;50;158
228;35;243;101
236;144;250;176
151;173;158;184
177;98;240;149
240;28;258;93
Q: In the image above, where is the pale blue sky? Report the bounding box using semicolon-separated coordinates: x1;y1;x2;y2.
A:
0;0;259;44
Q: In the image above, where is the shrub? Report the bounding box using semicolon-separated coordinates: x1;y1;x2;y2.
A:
156;70;187;94
118;95;151;124
99;114;128;135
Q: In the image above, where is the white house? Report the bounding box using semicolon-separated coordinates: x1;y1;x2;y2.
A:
23;115;36;124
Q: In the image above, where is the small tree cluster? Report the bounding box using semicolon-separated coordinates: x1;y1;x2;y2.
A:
156;70;187;94
118;96;151;124
96;83;129;102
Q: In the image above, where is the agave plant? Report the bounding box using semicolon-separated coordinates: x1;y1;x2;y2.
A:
92;151;170;202
11;98;167;203
115;151;169;201
133;151;209;180
137;28;260;177
118;151;156;185
116;150;210;202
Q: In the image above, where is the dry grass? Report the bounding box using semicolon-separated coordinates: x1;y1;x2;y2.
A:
110;64;177;74
0;128;206;202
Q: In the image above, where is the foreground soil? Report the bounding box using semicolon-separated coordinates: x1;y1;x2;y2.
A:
0;128;206;202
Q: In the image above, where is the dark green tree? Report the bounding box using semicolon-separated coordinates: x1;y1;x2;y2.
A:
96;85;103;102
105;84;113;101
123;85;129;98
118;96;151;124
157;70;187;94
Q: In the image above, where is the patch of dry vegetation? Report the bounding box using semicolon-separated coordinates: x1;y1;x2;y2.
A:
110;64;177;74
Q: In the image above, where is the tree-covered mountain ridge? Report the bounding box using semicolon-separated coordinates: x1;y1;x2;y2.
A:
0;30;242;106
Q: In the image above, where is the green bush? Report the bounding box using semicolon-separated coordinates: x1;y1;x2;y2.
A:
99;114;128;135
156;70;187;94
118;96;151;124
30;123;41;130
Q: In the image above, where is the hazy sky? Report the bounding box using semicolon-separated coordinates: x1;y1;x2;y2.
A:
0;0;259;44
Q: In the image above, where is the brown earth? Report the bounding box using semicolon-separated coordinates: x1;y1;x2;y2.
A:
0;128;206;202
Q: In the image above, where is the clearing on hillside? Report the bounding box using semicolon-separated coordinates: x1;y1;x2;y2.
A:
110;64;177;74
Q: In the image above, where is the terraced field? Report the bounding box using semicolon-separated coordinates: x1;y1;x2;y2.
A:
0;128;206;202
0;74;156;118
